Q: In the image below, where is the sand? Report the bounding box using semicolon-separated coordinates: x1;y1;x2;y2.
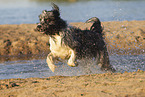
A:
0;70;145;97
0;21;145;97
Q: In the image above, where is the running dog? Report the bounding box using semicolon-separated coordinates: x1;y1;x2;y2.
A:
36;3;115;72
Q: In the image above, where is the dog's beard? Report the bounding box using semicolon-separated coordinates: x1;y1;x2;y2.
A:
36;22;67;35
36;23;55;35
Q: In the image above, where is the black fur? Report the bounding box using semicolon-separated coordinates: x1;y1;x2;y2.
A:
61;27;105;59
36;3;115;72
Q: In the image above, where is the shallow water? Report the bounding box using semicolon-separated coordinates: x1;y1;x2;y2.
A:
0;0;145;24
0;54;144;79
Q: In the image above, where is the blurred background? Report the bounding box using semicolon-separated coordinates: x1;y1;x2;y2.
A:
0;0;145;24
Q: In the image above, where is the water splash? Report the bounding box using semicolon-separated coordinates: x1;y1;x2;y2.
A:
0;54;144;79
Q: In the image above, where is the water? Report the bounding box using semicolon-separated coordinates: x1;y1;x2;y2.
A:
0;54;144;79
0;0;145;24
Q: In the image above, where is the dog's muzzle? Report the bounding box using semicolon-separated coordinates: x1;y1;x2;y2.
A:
37;24;42;28
36;23;44;32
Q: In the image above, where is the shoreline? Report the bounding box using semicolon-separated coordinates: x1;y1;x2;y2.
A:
0;49;144;63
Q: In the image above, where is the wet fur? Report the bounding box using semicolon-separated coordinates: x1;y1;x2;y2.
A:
36;3;115;72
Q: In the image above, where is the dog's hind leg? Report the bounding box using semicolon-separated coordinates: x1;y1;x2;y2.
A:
46;52;57;72
97;47;116;72
67;49;77;67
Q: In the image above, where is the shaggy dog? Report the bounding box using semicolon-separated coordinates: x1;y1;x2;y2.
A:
36;3;115;72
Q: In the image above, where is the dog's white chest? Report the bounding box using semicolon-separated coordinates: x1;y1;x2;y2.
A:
49;35;71;59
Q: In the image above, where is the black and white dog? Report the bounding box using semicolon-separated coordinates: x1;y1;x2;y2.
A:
36;3;115;72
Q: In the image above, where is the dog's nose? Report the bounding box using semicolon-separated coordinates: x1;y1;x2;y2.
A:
37;24;42;28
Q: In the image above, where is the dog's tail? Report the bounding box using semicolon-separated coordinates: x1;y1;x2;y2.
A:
86;17;103;34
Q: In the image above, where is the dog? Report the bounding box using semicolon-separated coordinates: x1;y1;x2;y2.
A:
36;3;115;72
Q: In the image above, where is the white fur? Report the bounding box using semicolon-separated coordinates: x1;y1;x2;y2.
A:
46;34;77;72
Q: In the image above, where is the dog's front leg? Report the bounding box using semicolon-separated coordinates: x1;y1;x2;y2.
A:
67;49;77;67
46;52;56;72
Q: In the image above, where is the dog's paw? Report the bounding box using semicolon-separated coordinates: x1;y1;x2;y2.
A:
101;66;116;73
48;64;56;72
67;62;78;67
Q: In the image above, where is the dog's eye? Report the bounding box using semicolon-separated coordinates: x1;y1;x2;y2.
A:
46;19;49;22
44;19;49;22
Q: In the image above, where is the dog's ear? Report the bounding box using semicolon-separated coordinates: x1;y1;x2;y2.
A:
52;3;59;11
52;3;60;17
42;10;47;14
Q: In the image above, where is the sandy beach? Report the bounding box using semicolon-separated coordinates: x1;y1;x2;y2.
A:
0;21;145;97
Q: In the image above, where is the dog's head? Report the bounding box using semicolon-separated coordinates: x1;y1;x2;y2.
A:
36;3;67;35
